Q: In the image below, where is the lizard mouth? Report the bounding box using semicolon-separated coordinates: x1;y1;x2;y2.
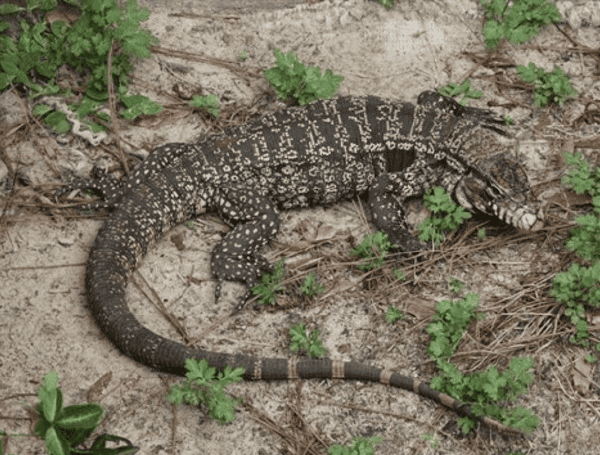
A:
454;177;543;231
492;203;543;230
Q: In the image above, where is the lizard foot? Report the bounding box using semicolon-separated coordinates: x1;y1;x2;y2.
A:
56;166;123;212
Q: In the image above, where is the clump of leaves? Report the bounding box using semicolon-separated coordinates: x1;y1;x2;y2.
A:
449;277;465;294
560;151;600;263
300;272;325;298
32;371;139;455
433;357;539;434
551;262;600;347
252;258;286;305
1;0;162;134
289;322;328;358
517;63;578;107
377;0;394;9
479;0;562;49
437;80;483;106
350;231;397;271
426;292;540;434
426;293;481;360
263;48;344;106
422;433;440;450
385;305;404;324
190;94;220;118
167;359;244;425
562;151;600;200
551;152;600;350
418;186;472;246
328;435;383;455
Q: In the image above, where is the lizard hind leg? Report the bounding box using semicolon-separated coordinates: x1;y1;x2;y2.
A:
209;186;281;305
56;166;125;212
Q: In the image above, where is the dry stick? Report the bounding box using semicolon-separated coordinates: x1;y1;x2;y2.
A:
243;402;326;455
106;39;128;173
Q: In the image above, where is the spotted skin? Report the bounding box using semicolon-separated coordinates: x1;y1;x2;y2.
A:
58;91;541;435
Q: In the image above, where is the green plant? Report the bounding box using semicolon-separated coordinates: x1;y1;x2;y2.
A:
422;432;440;449
561;151;600;199
118;93;163;120
437;80;483;106
418;187;472;246
263;48;344;106
449;277;465;294
560;152;600;262
0;431;12;455
350;231;397;271
435;84;515;124
189;94;220;118
426;293;481;360
1;0;161;133
517;63;578;107
238;49;248;61
31;371;139;455
31;103;73;134
479;0;562;49
300;272;325;297
327;435;383;455
550;152;600;349
385;305;404;324
435;357;539;434
550;262;600;347
426;293;540;434
377;0;394;9
289;322;328;358
166;359;244;425
251;257;286;305
393;269;406;281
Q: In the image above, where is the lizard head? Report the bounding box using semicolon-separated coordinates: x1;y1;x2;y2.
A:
454;164;543;231
452;131;544;231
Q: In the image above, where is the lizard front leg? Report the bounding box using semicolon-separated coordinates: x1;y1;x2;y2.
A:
366;172;428;253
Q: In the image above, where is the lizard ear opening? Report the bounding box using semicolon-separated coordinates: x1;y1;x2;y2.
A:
454;172;486;213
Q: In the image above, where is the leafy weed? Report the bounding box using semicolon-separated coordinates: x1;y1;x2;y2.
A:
479;0;562;49
350;231;397;271
263;48;344;106
418;187;472;246
289;322;329;358
517;62;578;107
252;258;286;305
166;359;244;425
30;371;139;455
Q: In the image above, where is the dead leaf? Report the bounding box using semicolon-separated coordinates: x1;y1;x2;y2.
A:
571;357;594;396
547;190;593;209
405;298;438;321
87;371;113;403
